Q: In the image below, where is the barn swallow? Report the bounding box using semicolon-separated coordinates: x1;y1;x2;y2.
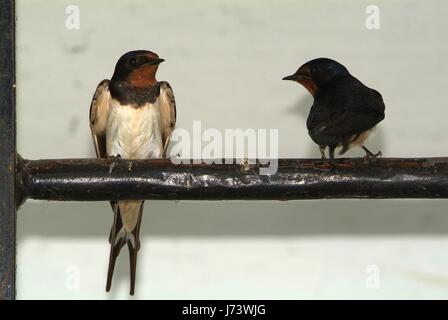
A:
89;50;176;295
283;58;385;160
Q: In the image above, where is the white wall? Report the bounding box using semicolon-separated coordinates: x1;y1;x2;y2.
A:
16;0;448;299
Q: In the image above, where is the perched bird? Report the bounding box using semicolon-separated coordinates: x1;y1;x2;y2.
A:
89;50;176;295
283;58;385;160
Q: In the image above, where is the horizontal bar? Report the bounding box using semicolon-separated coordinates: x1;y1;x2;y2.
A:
17;157;448;204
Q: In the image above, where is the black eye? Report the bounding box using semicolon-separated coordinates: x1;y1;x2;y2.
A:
129;57;138;67
311;66;318;73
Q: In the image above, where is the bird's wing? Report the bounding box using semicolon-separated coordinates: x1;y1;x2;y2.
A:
89;79;111;158
158;81;177;157
321;108;383;137
319;83;385;137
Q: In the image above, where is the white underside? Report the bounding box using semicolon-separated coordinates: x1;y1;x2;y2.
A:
106;99;163;159
106;98;163;232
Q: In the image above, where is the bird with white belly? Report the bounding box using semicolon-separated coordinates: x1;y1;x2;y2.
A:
89;50;176;295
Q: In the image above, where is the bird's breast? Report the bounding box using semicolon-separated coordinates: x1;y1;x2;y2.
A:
106;99;163;159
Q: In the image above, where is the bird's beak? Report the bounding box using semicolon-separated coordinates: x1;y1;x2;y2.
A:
145;58;165;65
282;66;311;82
282;74;298;81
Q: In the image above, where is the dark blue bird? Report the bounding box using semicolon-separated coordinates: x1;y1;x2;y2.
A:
283;58;385;160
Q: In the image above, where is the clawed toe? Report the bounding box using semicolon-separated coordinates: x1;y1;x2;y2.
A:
363;150;382;161
109;154;121;160
361;145;382;161
108;154;122;174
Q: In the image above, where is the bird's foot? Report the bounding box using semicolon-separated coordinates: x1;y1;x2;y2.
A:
319;146;327;161
240;158;251;172
322;156;336;169
362;146;382;162
108;154;122;174
108;154;122;160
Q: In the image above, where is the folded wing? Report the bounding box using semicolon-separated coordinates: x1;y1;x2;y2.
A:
158;81;177;157
89;79;111;158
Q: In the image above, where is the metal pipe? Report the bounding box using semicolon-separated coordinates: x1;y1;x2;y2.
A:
0;0;16;301
17;157;448;203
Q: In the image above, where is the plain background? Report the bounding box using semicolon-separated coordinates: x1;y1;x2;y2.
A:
16;0;448;299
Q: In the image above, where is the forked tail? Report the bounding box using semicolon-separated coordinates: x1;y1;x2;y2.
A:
106;201;144;295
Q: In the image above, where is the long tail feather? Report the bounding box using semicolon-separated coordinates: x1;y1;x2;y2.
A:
106;201;144;295
106;202;125;292
128;202;143;295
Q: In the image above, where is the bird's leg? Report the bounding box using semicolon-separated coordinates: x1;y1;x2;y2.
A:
361;145;382;160
108;154;121;160
329;145;336;161
108;154;121;174
319;145;327;160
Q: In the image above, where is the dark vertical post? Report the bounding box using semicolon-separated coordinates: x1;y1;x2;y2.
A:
0;0;16;300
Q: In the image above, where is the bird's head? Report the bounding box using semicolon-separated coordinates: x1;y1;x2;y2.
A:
282;58;350;96
111;50;164;87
